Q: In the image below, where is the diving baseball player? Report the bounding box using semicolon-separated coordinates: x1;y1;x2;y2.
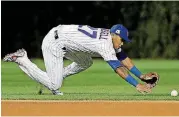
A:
3;24;159;95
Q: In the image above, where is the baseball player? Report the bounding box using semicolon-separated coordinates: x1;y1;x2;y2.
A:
3;24;159;95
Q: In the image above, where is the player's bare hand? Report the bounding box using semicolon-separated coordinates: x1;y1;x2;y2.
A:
136;83;152;94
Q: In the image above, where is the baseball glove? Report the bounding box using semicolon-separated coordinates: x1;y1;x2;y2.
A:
140;72;159;88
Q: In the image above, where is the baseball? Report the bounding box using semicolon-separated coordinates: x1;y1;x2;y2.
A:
171;90;178;97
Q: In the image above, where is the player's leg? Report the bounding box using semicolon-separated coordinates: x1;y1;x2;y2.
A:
3;49;52;90
40;27;66;94
38;52;92;94
63;52;93;78
37;52;91;94
17;54;64;95
41;45;65;94
3;28;64;95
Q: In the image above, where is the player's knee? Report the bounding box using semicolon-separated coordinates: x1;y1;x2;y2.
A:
88;60;93;67
82;60;93;69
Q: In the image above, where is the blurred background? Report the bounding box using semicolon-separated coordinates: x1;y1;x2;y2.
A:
2;1;179;59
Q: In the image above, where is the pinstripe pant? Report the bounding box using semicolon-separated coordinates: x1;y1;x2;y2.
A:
63;52;93;78
17;28;93;91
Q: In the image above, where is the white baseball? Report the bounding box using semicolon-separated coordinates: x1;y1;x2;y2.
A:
171;90;178;97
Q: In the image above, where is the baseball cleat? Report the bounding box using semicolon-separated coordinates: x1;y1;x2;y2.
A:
37;84;44;95
38;89;43;95
51;90;64;95
3;48;27;62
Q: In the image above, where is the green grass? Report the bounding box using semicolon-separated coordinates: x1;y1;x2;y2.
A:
1;59;179;100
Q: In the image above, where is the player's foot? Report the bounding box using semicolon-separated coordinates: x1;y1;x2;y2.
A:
51;90;63;95
38;89;63;95
3;48;27;62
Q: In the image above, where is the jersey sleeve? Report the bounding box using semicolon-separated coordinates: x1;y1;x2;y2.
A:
98;41;118;61
97;41;122;70
101;50;122;70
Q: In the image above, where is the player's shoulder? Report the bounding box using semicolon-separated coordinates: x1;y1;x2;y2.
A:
56;24;108;29
60;24;96;29
56;24;79;27
78;24;97;28
60;24;89;27
56;24;80;30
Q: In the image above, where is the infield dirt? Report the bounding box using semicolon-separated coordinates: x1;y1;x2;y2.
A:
2;100;179;116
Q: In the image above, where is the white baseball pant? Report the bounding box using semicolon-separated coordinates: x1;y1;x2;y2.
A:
16;28;93;91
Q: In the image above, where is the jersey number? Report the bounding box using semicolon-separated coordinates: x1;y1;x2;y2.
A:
78;25;97;38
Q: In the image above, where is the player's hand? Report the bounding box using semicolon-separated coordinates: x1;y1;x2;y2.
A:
136;83;152;94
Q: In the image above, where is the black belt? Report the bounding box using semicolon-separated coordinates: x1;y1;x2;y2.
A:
54;30;66;51
54;30;59;39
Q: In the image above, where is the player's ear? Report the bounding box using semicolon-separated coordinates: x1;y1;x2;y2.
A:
111;33;117;39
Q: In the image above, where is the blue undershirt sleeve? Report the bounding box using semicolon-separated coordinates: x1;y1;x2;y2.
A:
107;60;121;70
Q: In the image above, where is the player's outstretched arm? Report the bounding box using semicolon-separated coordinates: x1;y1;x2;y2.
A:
107;60;151;94
116;49;143;79
116;50;159;89
116;67;151;94
121;57;143;79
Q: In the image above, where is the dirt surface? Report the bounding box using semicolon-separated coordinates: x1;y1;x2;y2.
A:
2;100;179;116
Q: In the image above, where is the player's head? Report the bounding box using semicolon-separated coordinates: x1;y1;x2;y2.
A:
110;24;131;43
